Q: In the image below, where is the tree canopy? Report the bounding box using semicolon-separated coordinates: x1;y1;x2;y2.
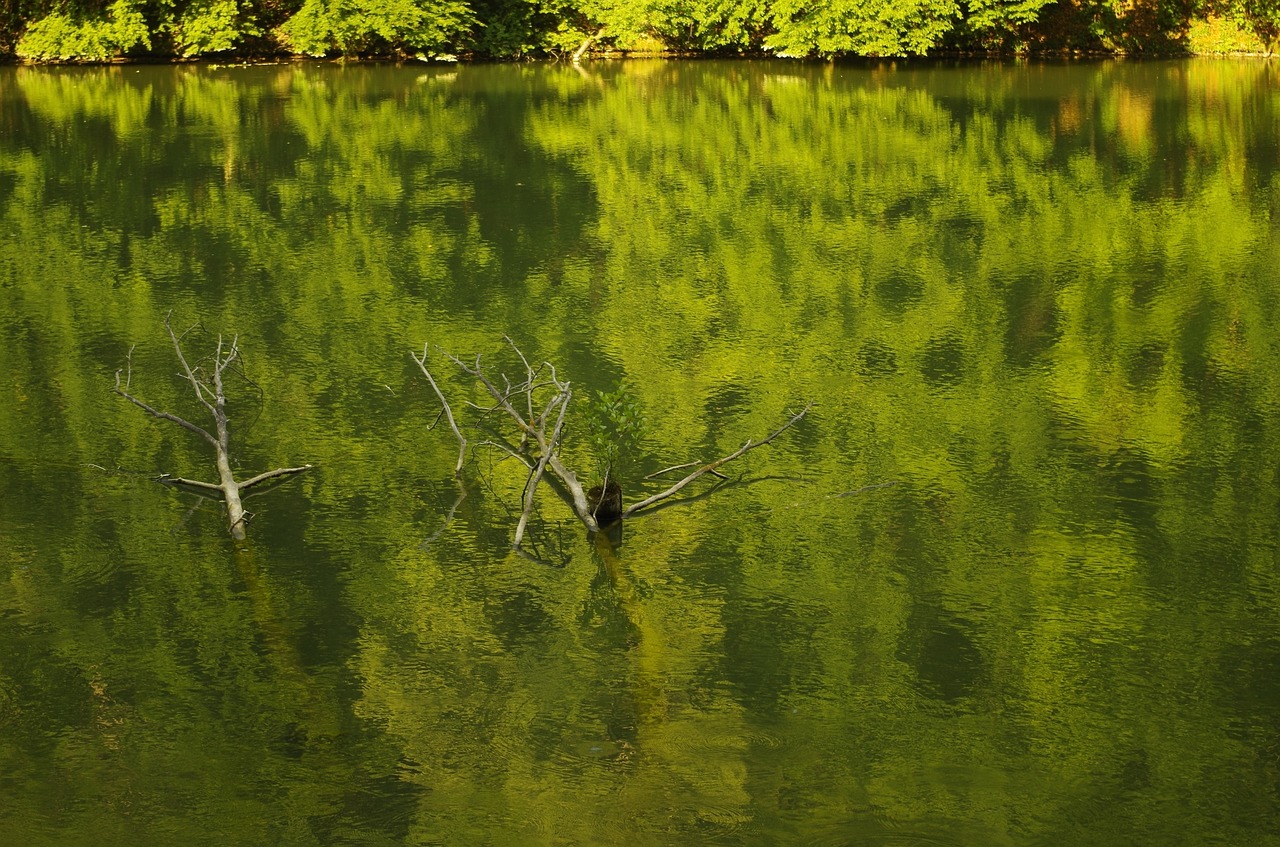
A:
0;0;1275;60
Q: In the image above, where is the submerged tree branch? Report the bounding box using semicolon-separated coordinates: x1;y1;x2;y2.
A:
239;465;314;491
623;402;814;518
114;316;311;540
413;339;812;549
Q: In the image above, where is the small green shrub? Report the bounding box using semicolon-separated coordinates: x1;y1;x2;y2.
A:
584;381;645;483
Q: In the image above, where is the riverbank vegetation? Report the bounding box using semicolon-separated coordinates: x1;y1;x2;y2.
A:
0;0;1275;62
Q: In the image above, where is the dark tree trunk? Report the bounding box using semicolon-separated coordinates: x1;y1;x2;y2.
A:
588;480;623;526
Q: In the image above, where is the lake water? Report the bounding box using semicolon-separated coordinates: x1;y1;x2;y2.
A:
2;58;1279;846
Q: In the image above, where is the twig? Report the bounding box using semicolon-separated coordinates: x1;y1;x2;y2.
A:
412;345;467;477
504;335;537;423
477;439;535;469
166;311;218;415
156;474;224;493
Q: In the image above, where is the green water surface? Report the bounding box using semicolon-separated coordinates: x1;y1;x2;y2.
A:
2;59;1279;846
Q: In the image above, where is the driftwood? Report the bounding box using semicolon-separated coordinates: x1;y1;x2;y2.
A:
114;313;312;540
412;338;812;551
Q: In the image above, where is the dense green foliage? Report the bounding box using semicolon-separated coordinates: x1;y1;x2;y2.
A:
14;0;150;60
277;0;474;57
1211;0;1280;49
0;0;1276;59
2;60;1279;844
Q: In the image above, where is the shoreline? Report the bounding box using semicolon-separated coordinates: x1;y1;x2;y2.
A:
0;50;1274;67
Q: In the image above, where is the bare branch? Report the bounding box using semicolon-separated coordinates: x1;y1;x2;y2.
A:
534;378;565;433
645;461;729;481
156;475;225;495
504;336;537;422
239;465;314;491
116;317;308;541
622;403;814;518
443;343;597;529
477;439;535;468
114;370;219;448
465;379;556;419
514;391;570;548
543;451;597;528
447;349;542;442
474;365;536;436
121;344;137;392
505;335;533;376
412;345;467;476
419;342;809;541
210;334;239;405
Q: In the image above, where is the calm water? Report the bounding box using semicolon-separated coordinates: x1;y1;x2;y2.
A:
2;59;1279;846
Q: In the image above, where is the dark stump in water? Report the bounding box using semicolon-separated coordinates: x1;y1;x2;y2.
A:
587;480;623;526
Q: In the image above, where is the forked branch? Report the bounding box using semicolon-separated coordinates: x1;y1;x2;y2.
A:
514;388;571;547
622;402;813;518
115;344;218;448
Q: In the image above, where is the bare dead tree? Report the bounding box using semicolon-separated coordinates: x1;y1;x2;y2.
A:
412;338;812;551
114;313;312;540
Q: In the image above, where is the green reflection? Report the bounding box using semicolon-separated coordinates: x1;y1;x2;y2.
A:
1;59;1279;846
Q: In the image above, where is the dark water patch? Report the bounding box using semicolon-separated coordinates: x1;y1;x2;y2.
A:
1126;250;1169;309
874;271;925;315
1001;272;1061;369
1124;342;1165;391
485;586;555;650
1219;637;1280;740
719;597;826;719
858;340;898;377
897;610;988;704
920;333;965;388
